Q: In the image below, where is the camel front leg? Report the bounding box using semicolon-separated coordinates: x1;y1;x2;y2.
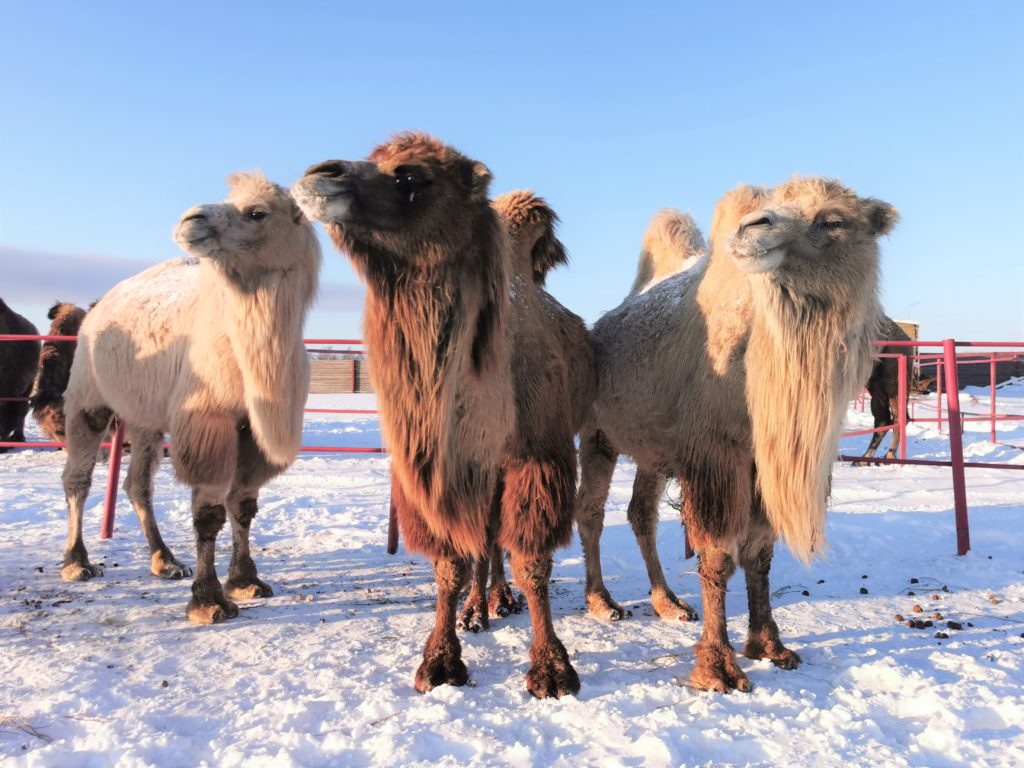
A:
739;497;800;669
691;545;750;692
224;493;273;600
186;486;237;625
627;468;698;623
577;428;629;620
416;555;472;692
511;550;580;698
680;466;751;693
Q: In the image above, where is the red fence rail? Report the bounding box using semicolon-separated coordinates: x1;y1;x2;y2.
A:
4;335;1023;558
839;340;1024;556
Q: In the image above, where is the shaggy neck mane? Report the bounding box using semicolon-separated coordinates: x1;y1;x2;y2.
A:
745;269;877;563
339;210;508;554
206;259;317;467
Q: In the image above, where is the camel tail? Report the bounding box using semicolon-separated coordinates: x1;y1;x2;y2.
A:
630;209;706;295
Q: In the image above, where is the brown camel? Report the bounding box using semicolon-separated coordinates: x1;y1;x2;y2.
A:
856;315;914;463
0;298;40;451
457;190;596;631
577;178;897;692
60;173;321;624
30;301;88;445
293;134;588;698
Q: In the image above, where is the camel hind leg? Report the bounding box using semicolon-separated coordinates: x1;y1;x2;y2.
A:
60;406;113;581
123;426;191;579
576;427;630;620
739;488;800;669
627;468;697;623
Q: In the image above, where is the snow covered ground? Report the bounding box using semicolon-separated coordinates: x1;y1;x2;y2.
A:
1;384;1022;767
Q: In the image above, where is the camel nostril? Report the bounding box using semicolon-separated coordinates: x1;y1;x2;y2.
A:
182;212;207;223
737;211;777;234
304;160;349;178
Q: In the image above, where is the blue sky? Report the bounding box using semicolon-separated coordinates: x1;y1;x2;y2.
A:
2;2;1022;342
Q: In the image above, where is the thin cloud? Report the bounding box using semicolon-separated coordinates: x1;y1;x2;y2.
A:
0;244;366;315
313;281;365;313
0;244;152;306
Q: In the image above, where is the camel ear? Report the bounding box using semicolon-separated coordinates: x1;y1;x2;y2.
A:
864;199;899;236
48;302;62;320
461;160;492;202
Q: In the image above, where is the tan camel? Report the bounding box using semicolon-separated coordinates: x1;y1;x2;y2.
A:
60;173;321;625
30;301;88;445
293;135;587;698
577;178;897;692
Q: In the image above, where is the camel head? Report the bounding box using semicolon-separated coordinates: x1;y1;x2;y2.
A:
292;132;496;272
492;190;568;285
726;177;898;291
174;172;318;282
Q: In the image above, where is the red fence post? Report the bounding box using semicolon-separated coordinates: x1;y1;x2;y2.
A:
386;471;399;555
990;353;997;444
100;419;127;539
897;353;908;460
942;340;970;556
936;359;944;432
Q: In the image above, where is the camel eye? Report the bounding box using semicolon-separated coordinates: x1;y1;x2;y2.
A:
818;219;847;232
247;209;268;221
394;167;431;204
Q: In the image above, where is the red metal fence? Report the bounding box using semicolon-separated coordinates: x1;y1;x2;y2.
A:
838;340;1024;556
3;334;1023;558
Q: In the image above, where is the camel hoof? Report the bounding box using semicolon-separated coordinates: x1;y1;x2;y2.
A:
61;562;103;582
224;579;273;600
488;584;524;618
526;644;580;699
586;592;631;622
186;598;239;625
651;589;699;623
690;664;752;693
456;602;488;633
151;551;192;579
691;644;752;693
744;643;802;670
414;653;468;693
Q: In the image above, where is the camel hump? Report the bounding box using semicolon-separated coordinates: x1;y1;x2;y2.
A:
493;190;567;284
631;209;706;295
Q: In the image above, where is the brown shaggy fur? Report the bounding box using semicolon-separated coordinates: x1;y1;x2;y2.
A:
59;173;320;625
0;298;40;451
457;190;596;632
856;315;914;463
29;301;88;444
577;178;897;692
293;136;592;698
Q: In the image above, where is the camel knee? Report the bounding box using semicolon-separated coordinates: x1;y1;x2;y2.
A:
193;504;227;541
231;497;259;528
